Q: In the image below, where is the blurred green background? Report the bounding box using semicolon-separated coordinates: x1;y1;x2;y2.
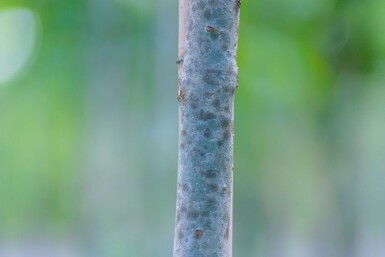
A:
1;0;385;256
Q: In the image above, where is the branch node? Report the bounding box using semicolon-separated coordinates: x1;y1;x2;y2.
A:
176;58;184;64
205;26;220;34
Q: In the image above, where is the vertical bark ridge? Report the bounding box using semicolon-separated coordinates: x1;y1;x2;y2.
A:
177;0;189;99
174;0;240;256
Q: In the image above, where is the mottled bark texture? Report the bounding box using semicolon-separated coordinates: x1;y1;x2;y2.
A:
173;0;240;256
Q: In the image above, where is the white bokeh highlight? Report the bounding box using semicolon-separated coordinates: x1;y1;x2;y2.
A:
0;8;38;85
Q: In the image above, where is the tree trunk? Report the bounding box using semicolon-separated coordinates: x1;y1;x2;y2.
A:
173;0;240;256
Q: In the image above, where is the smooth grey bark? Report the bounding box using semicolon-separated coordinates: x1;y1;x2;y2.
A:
173;0;240;256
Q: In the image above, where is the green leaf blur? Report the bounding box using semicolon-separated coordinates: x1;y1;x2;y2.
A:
1;0;384;256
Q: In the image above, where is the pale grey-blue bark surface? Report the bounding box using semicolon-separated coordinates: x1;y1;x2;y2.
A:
173;0;240;256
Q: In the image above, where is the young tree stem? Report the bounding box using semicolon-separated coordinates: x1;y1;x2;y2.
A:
174;1;240;256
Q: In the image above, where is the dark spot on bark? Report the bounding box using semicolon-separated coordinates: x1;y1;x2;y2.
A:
180;205;187;213
180;143;185;149
222;43;229;51
182;130;187;136
203;75;215;85
182;183;189;192
198;110;216;121
201;210;210;217
205;92;215;98
187;210;199;219
205;112;216;120
203;9;211;20
222;130;231;142
208;183;218;191
206;26;220;40
212;99;221;109
206;198;217;209
190;100;198;109
203;69;222;85
221;118;230;129
176;212;181;223
221;185;229;197
178;231;184;240
202;169;217;179
203;128;211;138
226;66;236;76
194;229;204;239
208;0;216;6
193;147;205;157
223;86;235;94
217;139;224;147
224;105;230;112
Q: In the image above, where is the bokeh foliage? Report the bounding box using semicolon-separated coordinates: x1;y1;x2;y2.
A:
1;0;385;256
